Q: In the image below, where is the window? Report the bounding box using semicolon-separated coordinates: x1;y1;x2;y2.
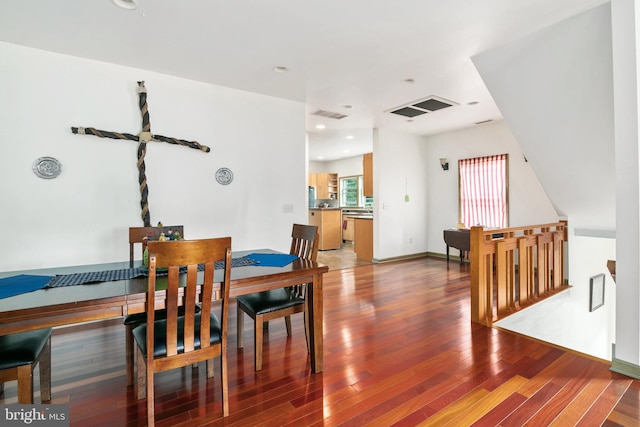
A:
458;154;508;228
340;176;364;207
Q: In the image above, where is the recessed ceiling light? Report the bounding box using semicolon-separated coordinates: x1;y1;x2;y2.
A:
346;135;354;140
407;119;414;123
113;0;137;10
273;66;288;73
467;101;479;105
316;124;326;130
343;150;350;154
342;105;353;109
402;78;415;84
317;156;324;160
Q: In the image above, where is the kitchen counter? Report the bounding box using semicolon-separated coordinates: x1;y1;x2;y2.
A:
347;215;373;220
341;209;371;214
309;208;342;250
354;217;373;261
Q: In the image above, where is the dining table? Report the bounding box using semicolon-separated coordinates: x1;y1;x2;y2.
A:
0;249;329;373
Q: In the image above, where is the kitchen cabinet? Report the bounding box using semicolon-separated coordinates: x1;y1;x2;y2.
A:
354;217;373;261
311;173;338;199
342;214;354;242
308;173;317;189
309;208;342;250
363;153;373;197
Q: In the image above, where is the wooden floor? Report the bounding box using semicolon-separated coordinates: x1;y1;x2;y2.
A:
2;257;640;426
316;241;372;270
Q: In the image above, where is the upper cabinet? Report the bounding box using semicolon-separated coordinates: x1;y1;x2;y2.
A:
363;153;373;197
311;173;338;199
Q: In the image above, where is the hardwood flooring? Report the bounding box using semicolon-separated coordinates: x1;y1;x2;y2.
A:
316;241;372;270
2;257;639;426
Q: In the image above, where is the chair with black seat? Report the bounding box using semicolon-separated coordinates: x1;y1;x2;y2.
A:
0;328;52;404
125;225;188;386
236;223;318;371
133;237;232;423
129;225;185;268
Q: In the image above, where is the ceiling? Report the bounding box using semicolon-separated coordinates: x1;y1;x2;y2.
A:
0;0;607;161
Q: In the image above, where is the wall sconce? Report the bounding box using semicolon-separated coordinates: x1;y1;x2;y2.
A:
440;158;449;171
113;0;137;9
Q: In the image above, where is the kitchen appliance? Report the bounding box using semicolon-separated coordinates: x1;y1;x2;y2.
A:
308;186;316;208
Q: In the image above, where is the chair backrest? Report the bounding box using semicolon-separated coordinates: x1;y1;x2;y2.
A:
129;225;185;267
146;237;232;359
290;224;319;262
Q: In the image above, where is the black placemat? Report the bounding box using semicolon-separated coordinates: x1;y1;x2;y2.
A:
45;256;257;288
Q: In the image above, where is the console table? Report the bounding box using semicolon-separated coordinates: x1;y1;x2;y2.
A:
443;229;470;263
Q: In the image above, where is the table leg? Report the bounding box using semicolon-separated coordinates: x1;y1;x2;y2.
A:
446;245;450;263
307;273;324;373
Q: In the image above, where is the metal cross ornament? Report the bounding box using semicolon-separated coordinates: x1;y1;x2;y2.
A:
71;81;210;226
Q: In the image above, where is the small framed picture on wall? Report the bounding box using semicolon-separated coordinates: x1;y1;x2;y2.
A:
589;273;605;312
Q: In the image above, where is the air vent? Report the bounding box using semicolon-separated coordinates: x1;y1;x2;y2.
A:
474;119;493;125
390;107;427;118
387;96;458;118
312;109;348;120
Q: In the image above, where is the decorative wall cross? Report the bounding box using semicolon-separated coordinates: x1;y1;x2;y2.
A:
71;81;210;226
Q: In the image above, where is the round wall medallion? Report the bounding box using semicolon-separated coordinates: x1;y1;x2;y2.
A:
215;167;233;185
32;157;62;179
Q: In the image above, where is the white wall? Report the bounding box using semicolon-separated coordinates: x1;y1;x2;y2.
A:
611;0;640;367
324;156;364;179
308;160;328;174
425;120;559;255
0;42;307;270
309;155;364;178
374;128;429;260
496;232;616;360
471;4;617;359
473;3;615;232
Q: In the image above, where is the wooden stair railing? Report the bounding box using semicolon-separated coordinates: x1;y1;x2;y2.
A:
470;221;569;325
607;260;616;282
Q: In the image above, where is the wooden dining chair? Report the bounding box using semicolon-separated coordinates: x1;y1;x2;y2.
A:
125;225;187;386
132;237;232;424
236;224;318;371
0;328;52;404
129;225;185;268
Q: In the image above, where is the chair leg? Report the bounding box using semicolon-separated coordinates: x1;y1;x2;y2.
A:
125;324;135;386
254;314;264;371
284;316;292;336
206;359;215;378
304;298;311;353
237;304;244;349
136;346;146;400
16;364;33;404
39;336;52;402
221;352;229;417
146;362;155;427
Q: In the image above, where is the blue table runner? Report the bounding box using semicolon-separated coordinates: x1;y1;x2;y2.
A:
0;256;259;299
0;275;54;300
245;253;298;267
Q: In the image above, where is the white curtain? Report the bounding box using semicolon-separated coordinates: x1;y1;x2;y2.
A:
459;154;508;228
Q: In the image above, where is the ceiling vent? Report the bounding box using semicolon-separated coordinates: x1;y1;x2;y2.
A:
312;109;348;120
387;96;458;118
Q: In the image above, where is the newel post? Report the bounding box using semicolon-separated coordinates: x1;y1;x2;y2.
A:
470;226;488;324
